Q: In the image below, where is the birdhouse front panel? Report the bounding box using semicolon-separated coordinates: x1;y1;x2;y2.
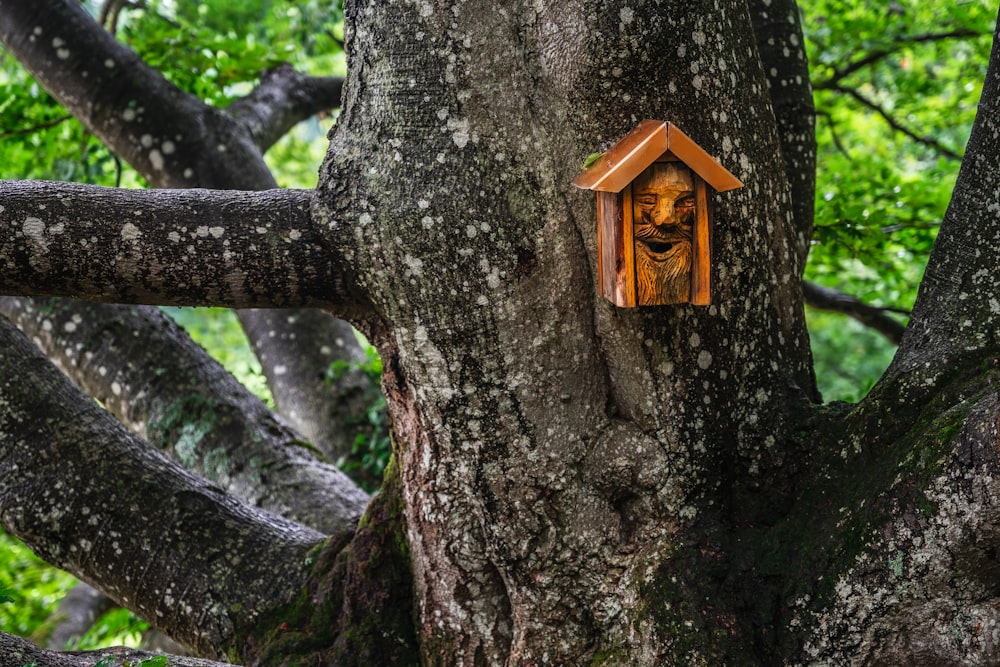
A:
574;120;742;308
632;161;697;306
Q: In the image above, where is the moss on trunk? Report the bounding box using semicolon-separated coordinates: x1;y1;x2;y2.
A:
240;455;418;666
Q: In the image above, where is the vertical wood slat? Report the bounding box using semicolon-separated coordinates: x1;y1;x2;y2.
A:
691;178;712;305
597;188;635;307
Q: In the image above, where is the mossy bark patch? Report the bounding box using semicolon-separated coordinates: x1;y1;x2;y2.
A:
240;457;418;666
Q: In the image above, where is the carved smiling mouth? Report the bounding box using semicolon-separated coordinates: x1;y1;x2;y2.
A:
638;238;689;260
645;241;674;254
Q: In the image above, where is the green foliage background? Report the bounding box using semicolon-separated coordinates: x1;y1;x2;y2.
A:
0;0;995;651
803;0;994;400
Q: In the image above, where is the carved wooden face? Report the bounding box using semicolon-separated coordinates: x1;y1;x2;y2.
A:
632;163;696;304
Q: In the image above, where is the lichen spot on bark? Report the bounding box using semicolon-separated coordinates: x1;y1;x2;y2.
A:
121;223;142;242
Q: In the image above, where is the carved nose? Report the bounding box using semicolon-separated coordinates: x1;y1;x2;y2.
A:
651;200;676;227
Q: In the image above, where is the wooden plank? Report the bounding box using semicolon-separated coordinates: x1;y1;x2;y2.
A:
597;190;635;307
690;178;712;305
621;185;635;307
573;120;668;193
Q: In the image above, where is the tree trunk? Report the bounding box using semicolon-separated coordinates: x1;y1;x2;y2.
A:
2;0;1000;664
313;0;814;660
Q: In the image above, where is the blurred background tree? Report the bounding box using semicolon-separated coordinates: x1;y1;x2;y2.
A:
0;0;994;651
802;0;994;401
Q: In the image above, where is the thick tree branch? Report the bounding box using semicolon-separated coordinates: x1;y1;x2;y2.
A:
0;182;364;311
2;631;231;667
0;114;73;138
0;297;369;533
0;0;273;189
803;281;908;344
238;308;379;467
227;64;344;153
887;17;1000;385
1;0;381;460
749;0;816;266
0;316;328;657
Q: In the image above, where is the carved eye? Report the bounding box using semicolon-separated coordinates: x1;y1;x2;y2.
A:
676;196;696;209
635;196;657;208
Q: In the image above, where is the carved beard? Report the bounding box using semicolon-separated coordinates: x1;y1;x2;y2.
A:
634;216;693;305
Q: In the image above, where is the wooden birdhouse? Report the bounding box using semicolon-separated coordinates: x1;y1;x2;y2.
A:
573;120;743;307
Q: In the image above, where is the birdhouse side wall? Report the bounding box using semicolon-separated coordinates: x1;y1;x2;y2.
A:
596;188;636;307
691;177;712;305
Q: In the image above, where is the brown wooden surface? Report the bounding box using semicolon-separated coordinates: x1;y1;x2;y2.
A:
597;189;635;307
691;178;712;305
632;164;694;306
574;120;669;193
573;120;743;194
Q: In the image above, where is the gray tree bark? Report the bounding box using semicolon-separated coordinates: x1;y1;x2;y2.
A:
0;296;368;534
1;0;1000;664
314;0;813;660
0;0;378;467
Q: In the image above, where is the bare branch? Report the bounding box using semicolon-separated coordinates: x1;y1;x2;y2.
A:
0;0;273;189
0;114;72;138
0;182;365;312
887;19;1000;384
827;84;963;160
0;297;370;533
227;64;344;153
803;281;908;344
815;29;985;90
749;0;816;266
816;109;853;160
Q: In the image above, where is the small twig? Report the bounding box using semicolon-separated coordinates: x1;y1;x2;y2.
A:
830;84;963;160
814;29;983;90
803;280;909;344
815;109;852;160
0;115;72;138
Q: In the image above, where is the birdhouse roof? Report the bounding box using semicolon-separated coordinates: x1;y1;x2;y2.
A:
573;120;744;193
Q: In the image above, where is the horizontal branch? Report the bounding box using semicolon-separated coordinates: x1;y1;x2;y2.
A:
0;181;365;311
803;280;908;344
814;29;985;90
227;64;344;153
1;631;232;667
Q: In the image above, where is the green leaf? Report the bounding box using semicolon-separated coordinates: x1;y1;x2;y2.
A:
582;151;604;169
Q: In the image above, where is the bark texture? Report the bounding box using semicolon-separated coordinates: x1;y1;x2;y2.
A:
0;316;325;657
315;0;814;661
0;296;368;534
227;64;344;153
1;631;229;667
749;0;817;262
0;183;357;309
1;0;999;664
0;0;378;474
239;308;379;464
